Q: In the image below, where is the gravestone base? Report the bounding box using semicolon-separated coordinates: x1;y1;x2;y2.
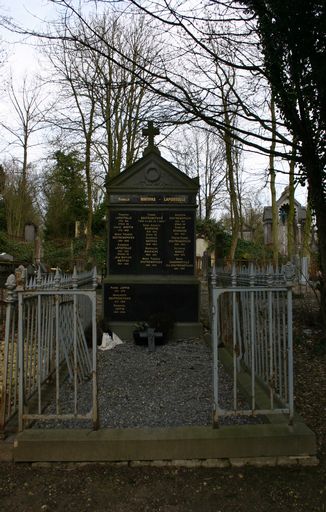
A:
103;276;202;342
107;321;203;342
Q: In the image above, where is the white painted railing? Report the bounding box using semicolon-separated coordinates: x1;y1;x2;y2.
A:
211;263;295;426
0;267;98;435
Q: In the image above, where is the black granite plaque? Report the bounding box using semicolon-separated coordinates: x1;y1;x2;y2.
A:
109;210;195;275
104;283;199;322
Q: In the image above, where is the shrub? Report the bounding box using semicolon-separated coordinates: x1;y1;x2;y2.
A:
0;231;34;262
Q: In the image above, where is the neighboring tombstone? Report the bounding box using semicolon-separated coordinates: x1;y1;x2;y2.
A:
103;121;202;341
196;237;209;276
0;253;13;261
201;250;212;279
262;186;307;256
0;255;14;287
24;223;36;242
300;256;309;285
196;237;208;257
34;236;42;266
75;220;81;238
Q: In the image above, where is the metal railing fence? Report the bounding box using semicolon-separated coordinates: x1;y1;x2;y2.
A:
211;263;295;426
0;266;98;435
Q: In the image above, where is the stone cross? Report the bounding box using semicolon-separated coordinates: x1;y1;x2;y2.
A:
142;121;160;148
139;327;163;352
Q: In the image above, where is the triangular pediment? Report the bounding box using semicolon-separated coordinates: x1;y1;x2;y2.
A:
107;149;199;193
276;186;303;209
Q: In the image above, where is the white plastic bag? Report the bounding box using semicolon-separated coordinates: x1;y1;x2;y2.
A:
98;331;123;351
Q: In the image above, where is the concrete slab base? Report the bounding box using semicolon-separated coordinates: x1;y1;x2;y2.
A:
108;322;203;342
13;421;316;463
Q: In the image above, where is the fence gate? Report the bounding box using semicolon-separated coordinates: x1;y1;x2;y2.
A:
211;264;295;427
0;267;98;435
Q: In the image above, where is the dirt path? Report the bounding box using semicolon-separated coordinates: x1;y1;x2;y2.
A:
0;458;325;512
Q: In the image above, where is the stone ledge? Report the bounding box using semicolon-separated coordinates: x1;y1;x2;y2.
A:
129;456;319;468
14;456;320;468
13;422;317;463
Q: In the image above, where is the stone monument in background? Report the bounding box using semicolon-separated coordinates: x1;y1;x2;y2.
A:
103;122;202;340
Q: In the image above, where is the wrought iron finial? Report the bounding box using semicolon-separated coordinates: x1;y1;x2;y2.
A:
36;266;42;288
92;266;97;290
283;261;296;285
5;274;16;303
54;268;61;289
15;265;26;291
267;263;273;287
231;264;237;287
249;262;255;287
72;266;78;290
211;266;217;287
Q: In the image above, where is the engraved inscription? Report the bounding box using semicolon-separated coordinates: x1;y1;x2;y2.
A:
111;213;135;267
109;194;194;204
139;213;165;268
108;285;131;315
167;213;193;271
109;210;194;275
105;283;199;322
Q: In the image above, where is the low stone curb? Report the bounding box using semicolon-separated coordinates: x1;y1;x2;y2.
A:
26;456;319;468
127;456;320;468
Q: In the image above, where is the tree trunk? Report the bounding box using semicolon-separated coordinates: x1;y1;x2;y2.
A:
306;155;326;325
269;96;279;268
85;133;93;256
302;202;311;257
224;126;240;263
287;143;296;260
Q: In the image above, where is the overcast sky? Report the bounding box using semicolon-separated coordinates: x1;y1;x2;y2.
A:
1;0;58;75
0;0;308;206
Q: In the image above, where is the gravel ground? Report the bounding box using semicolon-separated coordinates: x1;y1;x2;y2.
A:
34;338;264;429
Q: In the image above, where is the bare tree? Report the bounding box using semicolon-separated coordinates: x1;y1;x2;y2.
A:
1;75;46;182
220;75;242;263
0;158;40;237
4;2;324;317
169;127;225;220
45;29;100;253
0;75;47;236
2;2;295;159
43;11;159;254
89;13;159;177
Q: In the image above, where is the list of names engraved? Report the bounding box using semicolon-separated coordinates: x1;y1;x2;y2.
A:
111;213;135;267
139;213;164;268
167;213;193;271
108;285;131;315
109;209;194;275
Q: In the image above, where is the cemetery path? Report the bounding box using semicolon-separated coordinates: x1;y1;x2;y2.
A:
0;294;325;511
